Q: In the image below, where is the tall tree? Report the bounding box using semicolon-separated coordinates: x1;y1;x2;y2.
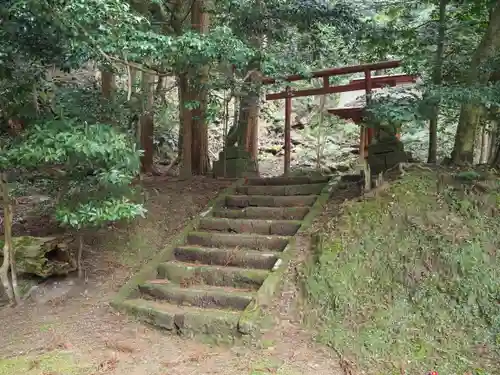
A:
451;1;500;163
427;0;448;163
140;72;156;173
190;0;211;175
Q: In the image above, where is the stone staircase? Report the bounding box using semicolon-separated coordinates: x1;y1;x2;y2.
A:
115;175;331;338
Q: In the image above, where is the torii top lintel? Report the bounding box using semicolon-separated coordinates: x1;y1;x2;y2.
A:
261;60;402;85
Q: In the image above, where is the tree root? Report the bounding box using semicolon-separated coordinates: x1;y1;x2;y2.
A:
164;155;180;175
386;162;433;177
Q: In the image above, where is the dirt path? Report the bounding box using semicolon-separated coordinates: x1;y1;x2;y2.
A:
0;176;343;375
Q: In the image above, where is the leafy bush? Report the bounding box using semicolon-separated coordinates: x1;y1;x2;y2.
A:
2;119;145;229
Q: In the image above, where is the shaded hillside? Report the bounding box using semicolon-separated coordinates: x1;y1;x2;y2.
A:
306;167;500;375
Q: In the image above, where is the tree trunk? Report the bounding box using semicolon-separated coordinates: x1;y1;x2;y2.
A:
101;69;115;100
427;0;448;164
228;65;261;155
177;76;184;161
140;73;155;173
452;1;500;164
0;173;20;304
190;0;211;175
247;105;259;161
480;125;490;163
100;68;116;125
453;104;483;163
492;134;500;165
179;73;192;177
488;120;499;164
0;195;14;303
489;119;500;165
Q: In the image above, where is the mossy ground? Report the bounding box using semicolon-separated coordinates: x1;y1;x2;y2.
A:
0;351;91;375
305;167;500;375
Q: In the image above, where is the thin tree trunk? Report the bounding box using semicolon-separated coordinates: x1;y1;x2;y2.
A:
101;68;116;124
130;69;137;95
247;106;259;161
232;96;240;133
488;120;498;164
179;73;192;177
140;73;155;173
492;134;500;165
177;77;184;161
478;120;492;164
452;1;500;164
0;173;19;304
428;0;447;163
77;234;84;279
101;69;115;100
474;124;483;164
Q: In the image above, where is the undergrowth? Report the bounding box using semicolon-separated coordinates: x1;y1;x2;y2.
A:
305;168;500;375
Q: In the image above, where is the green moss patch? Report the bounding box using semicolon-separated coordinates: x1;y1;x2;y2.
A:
305;168;500;375
0;351;90;375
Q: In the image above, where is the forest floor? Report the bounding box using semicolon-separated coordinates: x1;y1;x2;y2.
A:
0;175;345;375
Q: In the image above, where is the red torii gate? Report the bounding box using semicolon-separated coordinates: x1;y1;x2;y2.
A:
261;60;418;175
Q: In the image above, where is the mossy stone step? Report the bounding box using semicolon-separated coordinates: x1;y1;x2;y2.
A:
225;195;317;208
157;261;269;289
186;231;289;250
139;282;254;310
245;175;330;186
122;298;241;336
199;217;301;236
236;183;325;196
212;206;309;220
174;246;279;269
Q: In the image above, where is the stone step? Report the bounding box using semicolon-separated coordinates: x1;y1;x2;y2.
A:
186;231;289;251
236;183;325;196
199;217;301;236
139;282;254;311
225;195;317;208
245;175;329;186
157;261;269;289
121;299;241;336
174;246;279;269
212;206;309;220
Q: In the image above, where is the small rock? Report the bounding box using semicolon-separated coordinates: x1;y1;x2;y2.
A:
261;145;282;155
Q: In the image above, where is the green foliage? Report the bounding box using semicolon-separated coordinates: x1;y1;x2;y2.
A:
52;85;133;129
305;169;500;374
366;87;426;133
1;120;145;229
56;197;145;229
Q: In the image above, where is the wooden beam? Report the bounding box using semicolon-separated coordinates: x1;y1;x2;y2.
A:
267;81;366;101
349;74;417;85
266;79;408;101
261;60;401;85
328;107;365;123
